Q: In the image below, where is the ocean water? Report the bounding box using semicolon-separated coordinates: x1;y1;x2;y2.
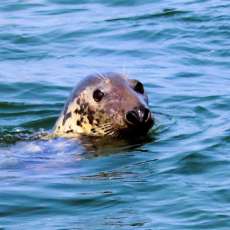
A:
0;0;230;229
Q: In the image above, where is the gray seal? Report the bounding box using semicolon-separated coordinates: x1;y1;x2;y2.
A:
53;72;154;138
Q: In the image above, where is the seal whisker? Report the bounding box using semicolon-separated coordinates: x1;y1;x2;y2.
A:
122;59;127;77
100;124;113;129
108;130;119;137
94;71;106;80
103;127;119;137
99;125;114;133
97;122;113;129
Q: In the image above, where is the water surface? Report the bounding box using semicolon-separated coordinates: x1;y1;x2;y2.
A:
0;0;230;229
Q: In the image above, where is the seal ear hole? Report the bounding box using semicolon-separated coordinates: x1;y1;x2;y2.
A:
93;89;104;102
134;81;144;94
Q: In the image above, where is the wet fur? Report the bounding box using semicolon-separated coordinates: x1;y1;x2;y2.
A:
53;72;151;137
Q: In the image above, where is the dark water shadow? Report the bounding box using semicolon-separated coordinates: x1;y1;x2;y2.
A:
73;131;156;158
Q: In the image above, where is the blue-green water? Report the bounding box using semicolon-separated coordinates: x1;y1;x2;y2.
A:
0;0;230;229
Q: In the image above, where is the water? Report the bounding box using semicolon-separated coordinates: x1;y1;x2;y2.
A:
0;0;230;229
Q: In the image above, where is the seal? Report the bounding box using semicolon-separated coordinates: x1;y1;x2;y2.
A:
53;72;154;138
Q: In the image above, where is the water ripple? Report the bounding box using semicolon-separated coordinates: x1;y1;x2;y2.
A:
0;0;230;229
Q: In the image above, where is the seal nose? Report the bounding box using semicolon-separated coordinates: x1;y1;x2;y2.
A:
125;107;151;126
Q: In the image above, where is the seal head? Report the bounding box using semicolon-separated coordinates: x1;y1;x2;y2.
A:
53;73;154;138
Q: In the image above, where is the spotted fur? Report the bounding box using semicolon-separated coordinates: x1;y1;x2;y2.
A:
53;72;153;138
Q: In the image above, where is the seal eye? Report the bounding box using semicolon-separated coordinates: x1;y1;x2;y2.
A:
93;89;104;102
134;81;144;94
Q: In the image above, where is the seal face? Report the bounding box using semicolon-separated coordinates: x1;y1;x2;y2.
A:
53;72;154;138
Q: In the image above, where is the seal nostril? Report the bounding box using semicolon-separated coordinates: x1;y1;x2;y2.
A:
126;111;139;125
126;108;151;126
143;108;150;122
